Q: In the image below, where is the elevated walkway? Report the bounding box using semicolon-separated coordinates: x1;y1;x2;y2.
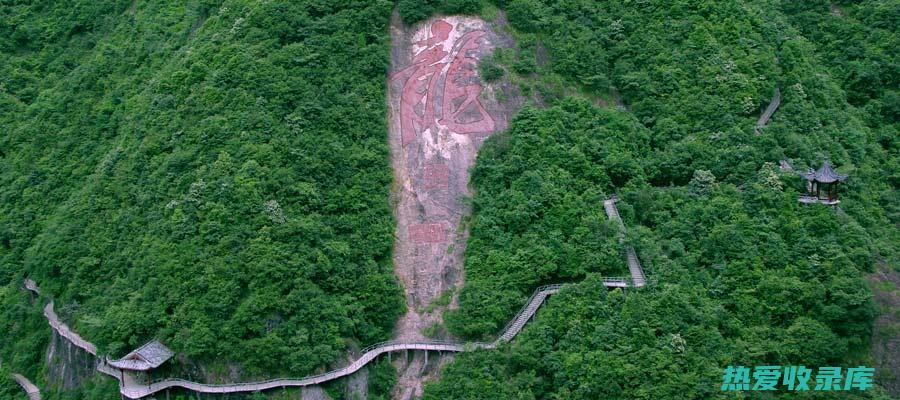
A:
25;280;98;355
24;280;566;398
23;197;651;399
12;373;41;400
43;302;97;355
603;197;647;287
754;87;781;135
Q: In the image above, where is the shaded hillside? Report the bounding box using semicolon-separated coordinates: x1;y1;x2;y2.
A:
0;0;402;382
413;0;898;398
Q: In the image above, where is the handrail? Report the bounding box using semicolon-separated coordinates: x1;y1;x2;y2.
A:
43;302;97;355
126;278;640;397
25;279;571;399
149;341;467;386
27;230;650;399
754;87;781;135
603;197;648;287
496;284;563;343
12;373;41;400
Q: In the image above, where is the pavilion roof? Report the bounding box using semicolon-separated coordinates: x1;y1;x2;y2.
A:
801;160;848;183
108;340;174;371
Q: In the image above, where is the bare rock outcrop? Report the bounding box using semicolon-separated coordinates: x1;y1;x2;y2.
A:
387;12;522;399
45;328;96;390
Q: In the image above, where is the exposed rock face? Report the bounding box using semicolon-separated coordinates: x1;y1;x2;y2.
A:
302;385;331;400
868;262;900;396
345;365;368;399
45;328;96;389
387;13;522;399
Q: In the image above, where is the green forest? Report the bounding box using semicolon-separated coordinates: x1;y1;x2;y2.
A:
1;0;898;399
424;0;899;398
0;0;403;396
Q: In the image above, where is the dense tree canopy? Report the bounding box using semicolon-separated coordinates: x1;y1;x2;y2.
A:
0;0;402;385
0;0;897;398
425;0;898;398
445;101;649;338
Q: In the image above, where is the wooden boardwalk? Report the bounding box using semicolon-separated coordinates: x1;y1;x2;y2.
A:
603;197;647;287
24;280;98;355
122;284;565;398
43;302;98;355
754;87;781;135
26;197;651;399
26;281;566;398
12;373;41;400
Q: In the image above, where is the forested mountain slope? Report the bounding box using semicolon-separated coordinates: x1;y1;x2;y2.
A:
0;0;402;387
398;0;897;398
0;0;897;399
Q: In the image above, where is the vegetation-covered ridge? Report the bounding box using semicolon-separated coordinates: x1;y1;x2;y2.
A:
415;0;898;398
0;0;403;384
0;0;897;399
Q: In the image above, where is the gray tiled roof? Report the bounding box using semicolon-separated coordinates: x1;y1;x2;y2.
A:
108;340;174;371
802;160;848;183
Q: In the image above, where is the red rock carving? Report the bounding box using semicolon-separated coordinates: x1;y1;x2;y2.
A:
438;30;495;134
391;20;495;147
409;223;446;243
423;163;450;190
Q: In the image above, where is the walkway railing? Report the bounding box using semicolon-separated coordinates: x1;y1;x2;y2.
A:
96;359;120;379
25;199;653;400
496;284;563;343
128;340;469;398
754;87;781;135
43;302;98;355
123;271;647;398
603;197;647;287
119;284;567;398
24;279;568;399
12;373;41;400
24;280;99;355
